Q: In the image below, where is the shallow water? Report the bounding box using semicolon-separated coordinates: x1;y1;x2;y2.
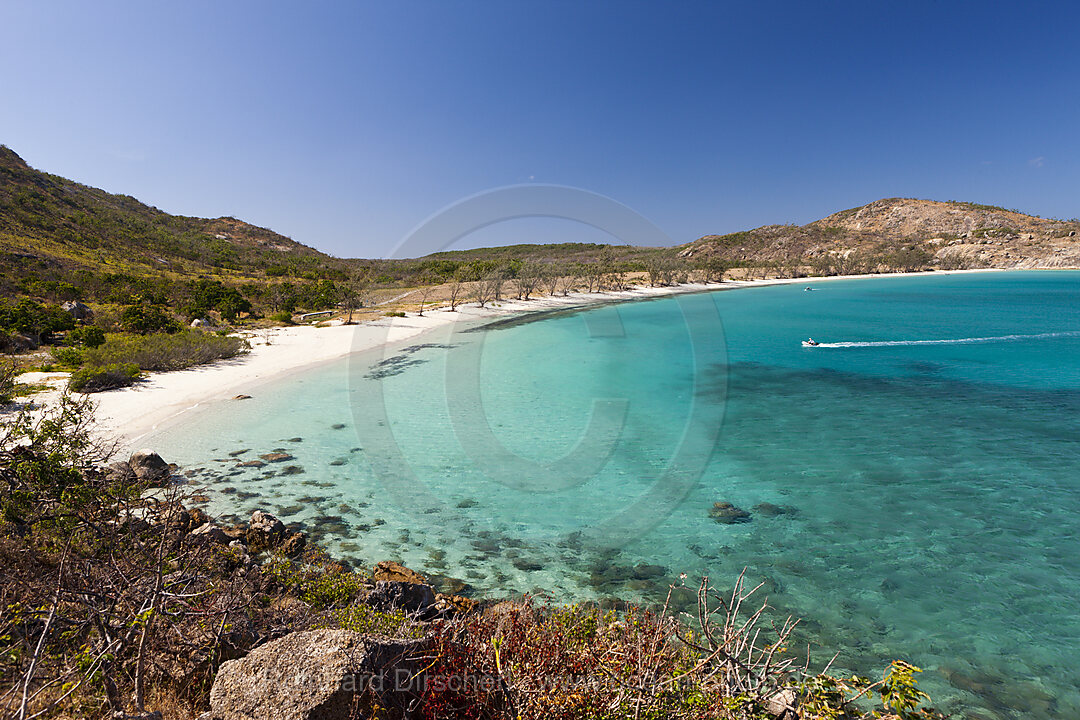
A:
146;271;1080;719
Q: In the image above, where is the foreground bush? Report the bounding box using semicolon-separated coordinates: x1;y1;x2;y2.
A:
69;362;141;392
417;582;945;720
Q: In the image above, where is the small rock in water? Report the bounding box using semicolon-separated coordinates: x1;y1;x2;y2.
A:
631;563;666;580
232;394;251;400
237;460;265;468
228;449;250;457
259;452;293;463
512;558;543;572
709;501;751;524
455;498;479;509
752;502;798;518
331;423;346;430
287;437;303;443
280;465;305;475
329;458;347;466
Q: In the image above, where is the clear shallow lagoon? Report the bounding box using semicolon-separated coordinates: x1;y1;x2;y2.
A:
145;271;1080;719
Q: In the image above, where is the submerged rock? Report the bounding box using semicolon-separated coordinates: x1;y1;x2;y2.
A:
753;502;798;518
709;501;751;524
512;558;543;572
259;452;293;463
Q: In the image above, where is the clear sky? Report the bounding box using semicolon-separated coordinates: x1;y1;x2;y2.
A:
2;1;1078;258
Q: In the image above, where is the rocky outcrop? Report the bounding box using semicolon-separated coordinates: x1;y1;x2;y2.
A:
367;581;437;619
372;561;426;585
128;449;171;483
60;300;94;321
191;523;231;545
208;630;429;720
248;510;285;544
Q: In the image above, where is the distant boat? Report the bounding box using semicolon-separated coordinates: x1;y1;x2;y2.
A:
804;287;815;291
802;338;820;347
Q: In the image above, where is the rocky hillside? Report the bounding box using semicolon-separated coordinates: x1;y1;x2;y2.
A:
684;198;1080;269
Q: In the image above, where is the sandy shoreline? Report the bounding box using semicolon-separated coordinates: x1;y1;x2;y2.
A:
16;268;1003;447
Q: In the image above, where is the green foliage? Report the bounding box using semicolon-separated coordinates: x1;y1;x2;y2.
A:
262;555;369;611
878;661;942;719
384;311;406;317
183;279;253;321
268;311;294;325
0;393;119;529
68;363;141;393
547;603;612;644
119;301;180;334
66;325;105;348
316;604;422;638
50;346;85;368
0;298;75;339
81;330;247;371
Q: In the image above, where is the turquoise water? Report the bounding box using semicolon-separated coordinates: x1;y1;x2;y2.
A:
145;271;1080;719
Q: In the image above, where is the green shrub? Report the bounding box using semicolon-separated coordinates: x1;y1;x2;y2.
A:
0;298;75;340
69;363;140;393
262;555;369;611
66;326;105;348
269;311;294;325
384;311;406;317
119;302;180;334
82;331;248;371
50;346;85;368
316;604;422;638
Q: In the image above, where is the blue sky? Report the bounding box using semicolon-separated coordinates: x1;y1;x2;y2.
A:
1;1;1077;257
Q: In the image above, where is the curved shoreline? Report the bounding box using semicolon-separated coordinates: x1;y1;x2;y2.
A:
88;268;1004;447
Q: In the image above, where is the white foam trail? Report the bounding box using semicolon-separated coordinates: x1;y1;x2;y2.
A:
811;331;1080;348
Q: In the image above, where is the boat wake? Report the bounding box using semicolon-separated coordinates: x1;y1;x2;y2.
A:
810;331;1080;348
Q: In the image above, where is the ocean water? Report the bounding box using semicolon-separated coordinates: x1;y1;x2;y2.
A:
144;271;1080;719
